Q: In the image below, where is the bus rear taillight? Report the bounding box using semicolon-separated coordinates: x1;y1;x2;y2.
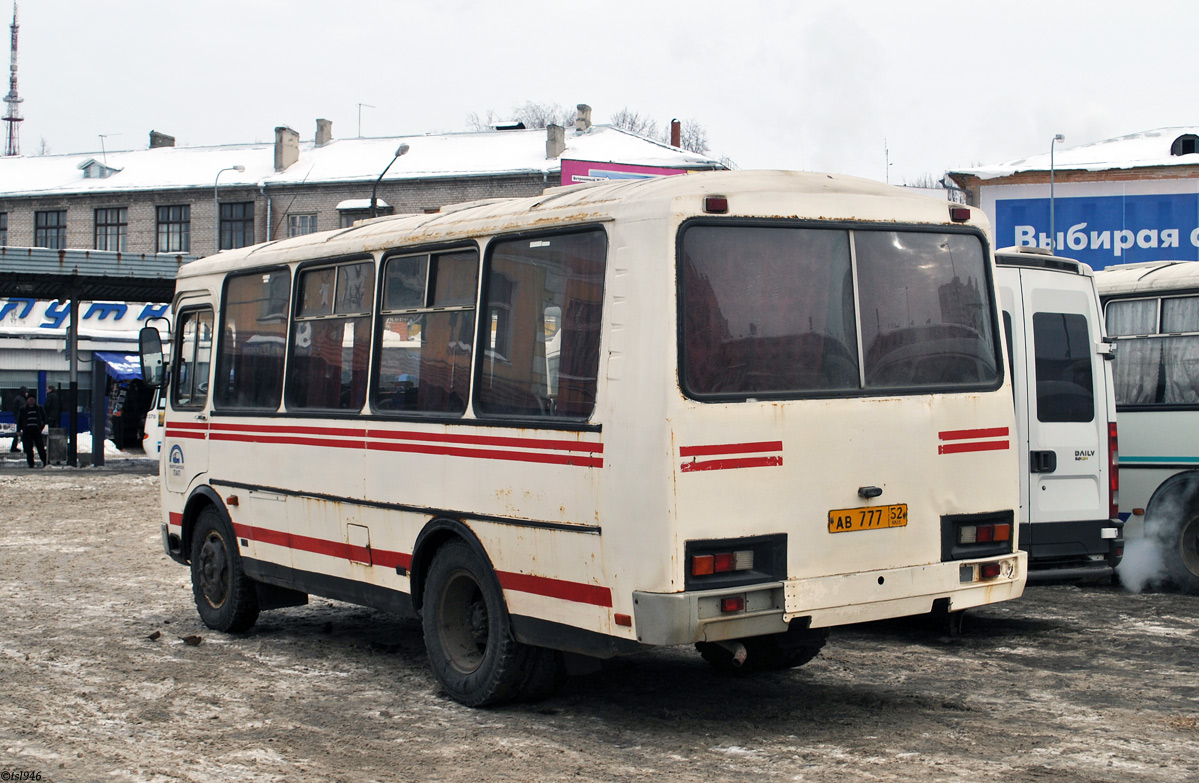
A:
691;550;754;577
1109;422;1120;519
958;522;1012;545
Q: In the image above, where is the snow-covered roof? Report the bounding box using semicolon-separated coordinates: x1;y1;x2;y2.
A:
0;125;722;198
950;127;1199;181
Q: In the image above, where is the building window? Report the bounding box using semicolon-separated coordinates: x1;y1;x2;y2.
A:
34;210;67;249
157;205;191;253
94;207;128;252
220;202;255;250
0;212;7;246
288;214;318;237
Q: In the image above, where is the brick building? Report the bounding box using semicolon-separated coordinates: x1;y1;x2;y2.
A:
948;127;1199;270
0;106;722;259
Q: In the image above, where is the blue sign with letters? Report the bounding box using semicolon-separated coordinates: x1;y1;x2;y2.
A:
995;193;1199;270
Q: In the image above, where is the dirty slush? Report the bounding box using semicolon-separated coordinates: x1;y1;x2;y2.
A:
0;470;1196;782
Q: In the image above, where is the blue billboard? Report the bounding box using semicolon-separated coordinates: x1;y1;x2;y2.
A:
995;193;1199;270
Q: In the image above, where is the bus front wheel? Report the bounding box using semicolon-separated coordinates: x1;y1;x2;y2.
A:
422;541;562;706
190;505;260;633
1165;512;1199;594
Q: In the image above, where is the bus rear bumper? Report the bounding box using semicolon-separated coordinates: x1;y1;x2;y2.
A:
632;553;1026;646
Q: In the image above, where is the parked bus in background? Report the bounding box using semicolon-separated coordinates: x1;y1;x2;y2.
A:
139;170;1026;706
994;246;1122;581
1095;260;1199;593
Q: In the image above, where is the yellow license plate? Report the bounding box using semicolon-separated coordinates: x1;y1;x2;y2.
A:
828;503;908;533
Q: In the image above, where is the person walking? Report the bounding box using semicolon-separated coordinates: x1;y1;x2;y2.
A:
18;393;48;468
8;386;27;452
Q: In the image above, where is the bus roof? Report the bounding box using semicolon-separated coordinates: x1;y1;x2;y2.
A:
179;170;987;280
1094;260;1199;297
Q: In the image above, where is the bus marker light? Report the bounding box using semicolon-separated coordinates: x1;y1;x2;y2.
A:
226;495;239;506
950;206;970;222
704;196;728;214
692;555;715;576
1132;508;1144;517
979;562;1002;580
721;597;745;613
614;613;632;627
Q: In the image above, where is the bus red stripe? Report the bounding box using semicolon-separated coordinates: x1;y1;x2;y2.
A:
938;427;1009;441
230;523;608;606
366;440;603;467
938;440;1010;454
165;429;208;440
680;455;784;472
368;428;603;454
497;571;613;608
679;441;783;458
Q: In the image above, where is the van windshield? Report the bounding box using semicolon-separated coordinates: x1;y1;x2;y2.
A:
680;224;999;398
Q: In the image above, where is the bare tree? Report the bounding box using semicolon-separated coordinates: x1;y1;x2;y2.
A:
609;107;658;138
512;101;574;129
904;172;943;189
467;101;574;131
37;137;51;156
672;118;711;155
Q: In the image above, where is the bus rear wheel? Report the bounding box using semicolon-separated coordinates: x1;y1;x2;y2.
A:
422;541;562;706
1165;512;1199;594
190;505;260;633
697;626;828;674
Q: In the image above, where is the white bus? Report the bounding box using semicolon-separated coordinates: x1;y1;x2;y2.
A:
139;170;1026;706
1095;260;1199;593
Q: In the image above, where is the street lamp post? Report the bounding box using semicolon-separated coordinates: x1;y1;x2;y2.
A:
213;164;246;253
370;144;410;218
1050;134;1064;250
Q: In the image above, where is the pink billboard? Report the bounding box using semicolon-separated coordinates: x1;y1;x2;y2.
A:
560;159;691;186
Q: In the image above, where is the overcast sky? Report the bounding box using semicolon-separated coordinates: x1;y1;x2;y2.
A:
8;0;1194;184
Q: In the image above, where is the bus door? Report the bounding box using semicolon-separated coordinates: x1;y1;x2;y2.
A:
1017;269;1108;542
164;304;215;495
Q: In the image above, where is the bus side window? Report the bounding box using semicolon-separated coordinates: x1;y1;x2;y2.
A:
477;229;607;420
173;308;213;410
215;269;290;410
375;249;478;415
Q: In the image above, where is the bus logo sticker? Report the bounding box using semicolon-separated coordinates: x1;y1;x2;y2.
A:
169;444;185;478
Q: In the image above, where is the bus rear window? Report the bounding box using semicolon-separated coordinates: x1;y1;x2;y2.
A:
680;225;998;398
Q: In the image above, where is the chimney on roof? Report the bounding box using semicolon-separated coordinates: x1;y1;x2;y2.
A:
546;124;565;160
316;118;333;147
274;126;300;171
670;119;681;148
149;130;175;149
575;104;592;132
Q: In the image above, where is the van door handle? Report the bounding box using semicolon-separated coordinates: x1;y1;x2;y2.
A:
1030;450;1057;473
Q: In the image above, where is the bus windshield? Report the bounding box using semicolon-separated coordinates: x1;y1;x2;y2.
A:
680;224;999;397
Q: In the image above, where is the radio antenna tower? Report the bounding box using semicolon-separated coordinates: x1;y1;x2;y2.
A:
4;3;22;157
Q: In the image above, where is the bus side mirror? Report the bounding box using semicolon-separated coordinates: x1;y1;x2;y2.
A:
139;326;166;389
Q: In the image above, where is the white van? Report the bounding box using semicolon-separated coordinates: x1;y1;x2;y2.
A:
995;246;1123;580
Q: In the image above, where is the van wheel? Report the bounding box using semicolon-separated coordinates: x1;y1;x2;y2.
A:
190;506;259;633
697;626;828;673
422;541;559;706
1164;512;1199;594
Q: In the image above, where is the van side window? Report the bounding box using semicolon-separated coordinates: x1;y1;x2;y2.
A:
477;229;606;420
286;259;374;411
1032;312;1094;422
215;269;290;410
172;308;213;410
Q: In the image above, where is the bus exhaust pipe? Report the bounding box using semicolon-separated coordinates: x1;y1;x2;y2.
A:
716;641;748;667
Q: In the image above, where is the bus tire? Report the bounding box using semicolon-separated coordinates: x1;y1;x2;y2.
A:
1163;512;1199;594
697;626;827;673
422;540;546;706
190;505;260;633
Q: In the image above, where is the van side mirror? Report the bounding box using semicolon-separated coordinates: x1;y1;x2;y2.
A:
139;326;166;389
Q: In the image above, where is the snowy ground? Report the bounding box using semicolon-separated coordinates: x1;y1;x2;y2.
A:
0;471;1196;782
